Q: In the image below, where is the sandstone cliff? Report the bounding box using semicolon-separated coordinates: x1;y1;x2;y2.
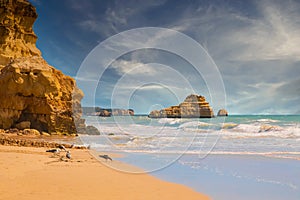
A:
0;57;85;135
0;0;85;135
0;0;41;68
149;94;214;118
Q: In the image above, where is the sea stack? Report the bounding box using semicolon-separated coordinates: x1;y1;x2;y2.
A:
0;0;85;135
149;94;214;118
217;109;228;116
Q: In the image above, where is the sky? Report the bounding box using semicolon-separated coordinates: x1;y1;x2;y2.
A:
29;0;300;114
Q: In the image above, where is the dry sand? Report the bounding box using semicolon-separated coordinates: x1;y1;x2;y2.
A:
0;145;210;200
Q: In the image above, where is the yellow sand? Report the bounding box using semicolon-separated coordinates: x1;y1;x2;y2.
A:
0;146;210;200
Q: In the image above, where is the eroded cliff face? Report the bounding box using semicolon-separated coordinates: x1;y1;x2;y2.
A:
149;94;214;118
0;57;85;135
0;0;41;68
0;0;85;135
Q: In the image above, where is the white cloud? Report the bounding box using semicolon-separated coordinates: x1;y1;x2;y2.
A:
158;0;300;114
226;81;298;114
104;62;200;111
76;0;168;36
71;0;300;114
169;0;300;62
79;20;101;33
110;60;157;75
231;1;300;61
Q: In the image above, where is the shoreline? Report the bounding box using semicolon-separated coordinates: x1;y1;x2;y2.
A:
0;143;210;200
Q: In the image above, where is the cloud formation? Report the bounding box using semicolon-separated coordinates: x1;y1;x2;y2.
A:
30;0;300;114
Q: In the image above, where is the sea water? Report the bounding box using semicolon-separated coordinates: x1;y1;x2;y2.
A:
80;115;300;199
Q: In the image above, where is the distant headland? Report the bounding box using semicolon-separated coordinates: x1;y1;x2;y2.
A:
82;107;134;117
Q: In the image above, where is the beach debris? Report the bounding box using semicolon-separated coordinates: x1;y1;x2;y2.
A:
58;144;67;151
99;154;112;161
46;148;61;156
66;151;71;159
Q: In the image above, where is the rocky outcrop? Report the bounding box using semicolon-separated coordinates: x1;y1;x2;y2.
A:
217;109;228;116
99;108;134;117
111;109;134;116
0;0;86;135
99;110;111;117
85;125;100;135
149;94;214;118
15;121;30;129
0;131;87;148
0;57;85;135
82;107;135;117
0;0;41;68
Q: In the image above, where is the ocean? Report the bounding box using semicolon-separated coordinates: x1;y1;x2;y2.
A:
81;115;300;199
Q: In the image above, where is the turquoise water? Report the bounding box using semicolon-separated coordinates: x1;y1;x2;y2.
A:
81;115;300;199
82;115;300;156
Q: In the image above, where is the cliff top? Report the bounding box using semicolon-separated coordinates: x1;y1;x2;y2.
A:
0;0;41;67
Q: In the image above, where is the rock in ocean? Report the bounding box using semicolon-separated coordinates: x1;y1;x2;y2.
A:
149;94;214;118
217;109;228;116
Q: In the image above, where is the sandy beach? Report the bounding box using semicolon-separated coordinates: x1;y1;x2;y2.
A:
0;145;209;200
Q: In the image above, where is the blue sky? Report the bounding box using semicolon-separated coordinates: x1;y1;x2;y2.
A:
29;0;300;114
